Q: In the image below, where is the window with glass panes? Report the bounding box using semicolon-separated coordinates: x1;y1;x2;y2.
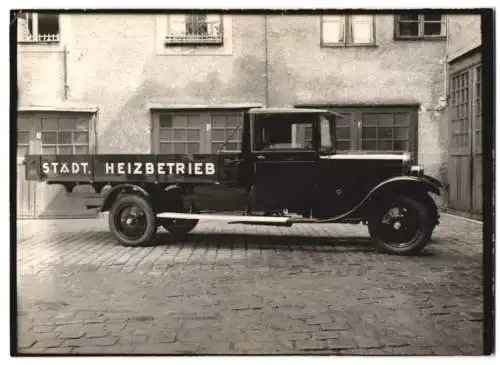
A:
158;114;202;154
395;14;446;39
450;70;471;152
322;15;375;46
361;112;410;151
303;113;352;151
17;123;31;156
211;114;242;152
474;65;482;153
334;113;353;151
41;116;89;154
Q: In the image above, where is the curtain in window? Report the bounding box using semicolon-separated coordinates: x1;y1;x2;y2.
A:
323;16;345;44
350;15;373;44
186;14;208;35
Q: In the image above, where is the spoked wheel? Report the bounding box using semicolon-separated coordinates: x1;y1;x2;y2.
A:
109;194;157;246
368;195;432;255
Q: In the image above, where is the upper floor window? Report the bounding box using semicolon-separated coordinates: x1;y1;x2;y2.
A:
321;15;375;46
165;14;223;45
17;12;60;43
395;14;446;39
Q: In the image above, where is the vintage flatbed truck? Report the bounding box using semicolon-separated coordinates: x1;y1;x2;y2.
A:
23;107;442;255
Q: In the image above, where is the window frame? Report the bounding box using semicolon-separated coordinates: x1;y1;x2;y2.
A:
40;116;91;155
394;14;446;40
164;14;224;46
210;113;243;153
250;114;319;153
321;15;377;47
448;52;482;157
151;110;245;154
17;11;60;44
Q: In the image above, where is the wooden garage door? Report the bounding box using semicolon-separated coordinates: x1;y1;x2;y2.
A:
17;112;97;219
448;53;482;217
153;111;244;154
37;113;97;218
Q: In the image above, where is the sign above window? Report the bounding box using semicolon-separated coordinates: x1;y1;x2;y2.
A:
165;14;223;45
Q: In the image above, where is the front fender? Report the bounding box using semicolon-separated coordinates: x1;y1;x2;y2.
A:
422;174;443;189
367;175;442;199
326;176;442;223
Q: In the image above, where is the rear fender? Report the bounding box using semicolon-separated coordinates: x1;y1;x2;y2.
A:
101;184;150;212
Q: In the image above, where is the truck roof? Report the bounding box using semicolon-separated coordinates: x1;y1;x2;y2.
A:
248;107;343;118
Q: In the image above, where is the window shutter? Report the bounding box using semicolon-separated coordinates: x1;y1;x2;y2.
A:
350;15;373;44
322;16;345;44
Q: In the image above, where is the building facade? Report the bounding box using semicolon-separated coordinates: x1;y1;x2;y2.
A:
15;12;481;218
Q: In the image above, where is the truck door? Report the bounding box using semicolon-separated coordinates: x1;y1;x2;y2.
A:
251;113;318;214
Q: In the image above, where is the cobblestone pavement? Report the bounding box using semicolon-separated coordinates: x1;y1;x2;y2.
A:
16;214;483;355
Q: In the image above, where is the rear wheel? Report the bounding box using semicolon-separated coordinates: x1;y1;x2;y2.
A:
158;194;198;236
368;195;432;255
108;194;157;247
161;218;198;235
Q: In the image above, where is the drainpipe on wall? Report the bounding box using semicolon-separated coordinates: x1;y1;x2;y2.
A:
264;15;269;108
443;16;450;101
63;44;69;99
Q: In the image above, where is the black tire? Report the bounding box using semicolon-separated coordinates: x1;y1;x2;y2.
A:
158;193;198;236
368;195;433;255
161;218;198;235
108;194;157;247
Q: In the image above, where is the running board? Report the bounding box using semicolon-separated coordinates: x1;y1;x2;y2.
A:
156;212;290;224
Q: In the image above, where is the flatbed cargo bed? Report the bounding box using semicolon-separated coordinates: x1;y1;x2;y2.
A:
24;154;223;186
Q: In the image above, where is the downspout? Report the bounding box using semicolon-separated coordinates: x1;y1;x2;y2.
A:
444;16;450;99
63;44;69;99
443;16;451;208
264;15;269;108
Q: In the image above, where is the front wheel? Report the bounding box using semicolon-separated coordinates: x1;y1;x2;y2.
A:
368;195;433;255
108;194;157;247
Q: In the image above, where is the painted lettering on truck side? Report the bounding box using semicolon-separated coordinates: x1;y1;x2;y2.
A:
42;162;90;175
104;162;216;176
41;160;216;176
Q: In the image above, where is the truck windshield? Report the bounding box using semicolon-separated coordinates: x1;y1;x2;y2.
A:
320;115;335;152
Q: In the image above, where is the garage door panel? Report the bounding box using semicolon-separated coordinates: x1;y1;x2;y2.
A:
448;61;482;217
36;112;97;219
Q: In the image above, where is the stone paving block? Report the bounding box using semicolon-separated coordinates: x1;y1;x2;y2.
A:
311;331;342;340
31;325;56;334
85;337;120;347
353;336;384;349
55;325;86;339
31;339;64;349
18;338;37;350
42;347;75;354
295;340;331;351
